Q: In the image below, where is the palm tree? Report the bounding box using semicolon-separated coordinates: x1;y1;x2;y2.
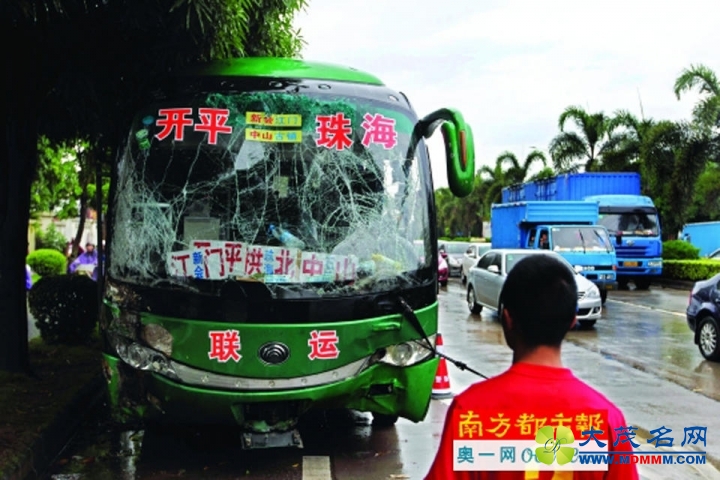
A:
641;120;714;238
600;110;656;172
674;64;720;131
495;149;547;185
548;106;627;172
478;157;509;208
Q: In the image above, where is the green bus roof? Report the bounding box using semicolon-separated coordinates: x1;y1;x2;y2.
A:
184;57;385;86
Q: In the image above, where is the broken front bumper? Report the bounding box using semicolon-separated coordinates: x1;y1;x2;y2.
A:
102;352;437;430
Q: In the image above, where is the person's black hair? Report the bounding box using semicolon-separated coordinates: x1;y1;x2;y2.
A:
499;254;577;347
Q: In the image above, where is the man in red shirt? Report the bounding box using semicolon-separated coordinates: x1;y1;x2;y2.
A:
425;254;639;479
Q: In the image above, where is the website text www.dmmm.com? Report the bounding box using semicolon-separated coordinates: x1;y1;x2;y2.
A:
579;453;707;465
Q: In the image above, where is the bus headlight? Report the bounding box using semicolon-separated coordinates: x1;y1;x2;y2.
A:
110;334;178;379
648;260;662;267
377;335;436;367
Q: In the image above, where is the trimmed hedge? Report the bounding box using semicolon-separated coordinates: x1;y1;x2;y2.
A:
663;259;720;281
662;240;700;260
27;248;67;277
28;275;98;345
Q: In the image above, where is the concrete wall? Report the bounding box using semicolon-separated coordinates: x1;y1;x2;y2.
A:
29;213;100;252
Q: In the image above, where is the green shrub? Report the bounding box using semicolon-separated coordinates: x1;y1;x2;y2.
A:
27;249;67;277
28;275;98;345
663;259;720;281
35;223;68;253
662;240;700;260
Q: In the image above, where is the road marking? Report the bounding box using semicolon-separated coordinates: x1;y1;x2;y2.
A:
606;299;685;318
302;455;332;480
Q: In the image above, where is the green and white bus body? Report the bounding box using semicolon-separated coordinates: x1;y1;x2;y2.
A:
100;58;474;449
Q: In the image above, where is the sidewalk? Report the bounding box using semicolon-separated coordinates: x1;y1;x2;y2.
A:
0;376;104;480
0;310;103;480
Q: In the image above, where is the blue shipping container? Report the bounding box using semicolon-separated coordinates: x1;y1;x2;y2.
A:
502;173;641;202
681;221;720;257
491;201;599;249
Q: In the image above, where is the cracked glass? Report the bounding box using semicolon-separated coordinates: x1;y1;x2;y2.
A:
109;87;433;297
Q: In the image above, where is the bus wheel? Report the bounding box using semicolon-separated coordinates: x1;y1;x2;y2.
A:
372;413;399;427
600;289;607;304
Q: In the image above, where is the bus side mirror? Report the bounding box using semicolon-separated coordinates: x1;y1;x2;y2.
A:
418;108;475;198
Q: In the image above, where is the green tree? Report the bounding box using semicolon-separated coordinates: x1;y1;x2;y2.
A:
674;64;720;131
1;0;307;372
548;106;627;173
598;110;655;173
31;137;82;219
687;163;720;222
479;158;509;210
495;149;547;185
641;121;713;239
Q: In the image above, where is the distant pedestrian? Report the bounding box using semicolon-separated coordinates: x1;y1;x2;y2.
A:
25;243;32;291
69;242;99;280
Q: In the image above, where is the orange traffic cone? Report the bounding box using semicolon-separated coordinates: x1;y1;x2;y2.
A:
431;333;453;399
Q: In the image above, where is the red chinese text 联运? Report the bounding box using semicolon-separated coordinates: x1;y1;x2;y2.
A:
308;330;340;360
208;329;242;362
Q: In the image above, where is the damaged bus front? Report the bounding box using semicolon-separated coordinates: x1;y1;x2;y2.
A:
100;58;474;448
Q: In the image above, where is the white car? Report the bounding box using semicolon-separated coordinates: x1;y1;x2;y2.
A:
439;241;471;277
461;242;491;285
466;248;603;328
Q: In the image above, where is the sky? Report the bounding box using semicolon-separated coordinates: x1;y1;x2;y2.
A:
293;0;720;189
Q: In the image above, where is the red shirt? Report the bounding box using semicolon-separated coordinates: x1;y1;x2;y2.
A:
425;362;639;480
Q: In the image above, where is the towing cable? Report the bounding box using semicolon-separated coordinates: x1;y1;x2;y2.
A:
396;296;489;380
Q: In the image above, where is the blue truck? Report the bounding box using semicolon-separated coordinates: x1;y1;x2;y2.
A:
681;221;720;257
491;201;618;304
502;172;662;290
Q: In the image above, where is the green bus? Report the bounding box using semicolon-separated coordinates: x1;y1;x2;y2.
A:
100;57;474;449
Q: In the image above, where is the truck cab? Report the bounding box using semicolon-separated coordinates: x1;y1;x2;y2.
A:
525;224;617;302
587;194;662;290
490;201;617;304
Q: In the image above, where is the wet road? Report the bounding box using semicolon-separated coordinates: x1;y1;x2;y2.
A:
47;280;720;480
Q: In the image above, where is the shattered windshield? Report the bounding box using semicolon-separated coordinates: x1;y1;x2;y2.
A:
597;212;659;236
551;227;613;252
109;88;433;296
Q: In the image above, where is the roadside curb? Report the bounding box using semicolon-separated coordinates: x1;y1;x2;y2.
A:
652;278;695;291
1;374;104;480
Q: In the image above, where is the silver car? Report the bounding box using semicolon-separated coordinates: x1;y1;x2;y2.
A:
461;242;491;285
466;248;603;328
